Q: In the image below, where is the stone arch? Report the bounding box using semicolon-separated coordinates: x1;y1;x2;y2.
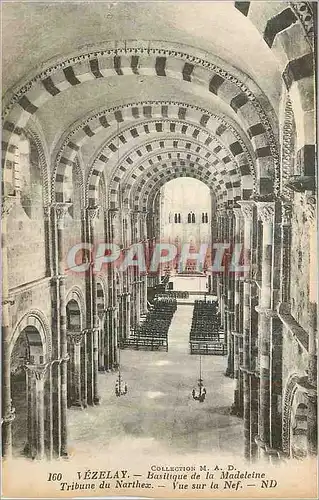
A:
10;309;51;361
65;286;86;329
52;102;256;203
3;42;278;198
234;1;315;154
10;312;50;459
282;373;310;456
96;278;107;315
102;139;243;208
130;162;230;212
106;123;250;182
82;116;255;205
53;100;256;167
126;155;241;209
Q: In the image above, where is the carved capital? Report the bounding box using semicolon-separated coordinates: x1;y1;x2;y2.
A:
2;406;16;424
24;363;50;380
281;202;293;226
1;196;16;218
50;274;66;284
301;193;316;224
256;202;275;224
226;207;234;218
131;210;140;223
43;205;51;221
108;208;121;225
232;207;243;220
237;200;254;221
67;331;85;345
2;298;15;306
55;202;71;229
87;205;100;222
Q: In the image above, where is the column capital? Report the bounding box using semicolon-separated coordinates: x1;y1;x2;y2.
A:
50;274;66;284
237;200;254;221
54;202;72;229
281;202;293;226
2;297;15;306
86;205;100;222
131;209;141;219
67;331;85;345
139;211;148;221
1;195;16;218
108;208;121;224
43;205;51;221
300;193;316;224
2;406;16;424
24;363;50;380
232;207;243;220
256;201;275;224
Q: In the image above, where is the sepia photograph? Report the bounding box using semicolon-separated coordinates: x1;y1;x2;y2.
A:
1;0;318;498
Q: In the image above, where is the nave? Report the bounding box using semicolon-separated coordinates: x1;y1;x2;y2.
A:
68;303;243;459
2;1;317;470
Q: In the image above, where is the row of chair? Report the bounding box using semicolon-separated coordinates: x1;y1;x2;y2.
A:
120;294;176;351
190;300;221;340
189;300;226;355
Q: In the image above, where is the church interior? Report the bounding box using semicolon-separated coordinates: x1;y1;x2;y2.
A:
1;1;317;465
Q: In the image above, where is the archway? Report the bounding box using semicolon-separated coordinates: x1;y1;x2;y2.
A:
10;325;45;459
66;299;84;408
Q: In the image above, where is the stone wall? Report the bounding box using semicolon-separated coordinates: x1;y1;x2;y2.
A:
8;204;46;289
290;194;311;332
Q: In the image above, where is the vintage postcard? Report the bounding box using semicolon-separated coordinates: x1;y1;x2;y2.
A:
1;0;318;498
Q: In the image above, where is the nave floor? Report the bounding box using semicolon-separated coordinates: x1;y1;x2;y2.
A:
68;304;244;462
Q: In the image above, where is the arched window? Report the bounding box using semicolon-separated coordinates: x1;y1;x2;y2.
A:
202;213;205;223
174;213;178;223
205;213;208;223
178;213;181;223
192;212;195;223
188;212;191;223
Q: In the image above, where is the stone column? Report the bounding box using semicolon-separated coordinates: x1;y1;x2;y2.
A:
126;293;131;337
102;310;110;371
55;203;71;457
87;206;100;405
131;210;138;244
24;363;48;460
255;201;275;459
302;194;317;455
113;306;119;366
225;207;235;378
67;332;84;408
80;331;88;407
1;197;16;458
231;207;244;415
109;208;122;246
238;201;254;460
98;314;105;371
106;306;116;369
